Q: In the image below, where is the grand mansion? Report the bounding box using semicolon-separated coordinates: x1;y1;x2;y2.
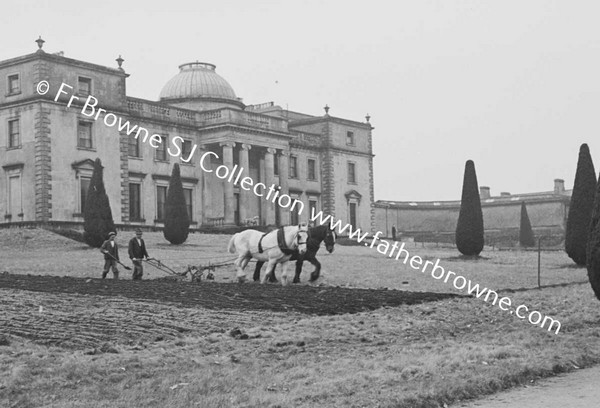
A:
0;38;375;231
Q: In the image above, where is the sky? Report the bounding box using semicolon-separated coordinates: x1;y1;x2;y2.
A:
2;0;600;201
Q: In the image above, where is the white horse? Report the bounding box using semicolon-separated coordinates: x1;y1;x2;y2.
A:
227;224;309;285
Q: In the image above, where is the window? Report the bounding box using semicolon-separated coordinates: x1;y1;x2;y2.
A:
128;136;140;157
182;139;193;159
183;188;193;220
7;74;20;95
77;121;93;149
80;177;91;212
347;162;356;183
309;199;318;218
8;119;20;148
156;185;167;221
274;155;279;175
349;202;357;228
307;158;316;181
346;131;355;146
7;174;22;216
290;201;299;225
155;136;168;161
289;155;298;178
78;77;92;96
129;183;142;221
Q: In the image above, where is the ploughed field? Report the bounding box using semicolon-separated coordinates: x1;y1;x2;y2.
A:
0;273;457;350
0;228;589;353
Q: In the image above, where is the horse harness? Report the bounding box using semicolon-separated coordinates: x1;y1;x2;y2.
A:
257;226;306;255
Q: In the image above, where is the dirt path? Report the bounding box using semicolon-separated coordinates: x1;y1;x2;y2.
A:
456;365;600;408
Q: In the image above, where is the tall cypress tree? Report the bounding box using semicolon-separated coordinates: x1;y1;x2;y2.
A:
519;201;535;247
163;163;190;245
456;160;484;256
566;144;597;265
586;173;600;300
83;158;115;248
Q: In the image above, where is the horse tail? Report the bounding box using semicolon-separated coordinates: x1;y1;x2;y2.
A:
228;233;238;254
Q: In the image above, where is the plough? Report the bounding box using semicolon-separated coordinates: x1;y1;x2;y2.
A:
141;257;237;282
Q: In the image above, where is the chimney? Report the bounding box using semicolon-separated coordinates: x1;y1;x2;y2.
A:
554;179;565;194
480;186;490;199
500;192;511;197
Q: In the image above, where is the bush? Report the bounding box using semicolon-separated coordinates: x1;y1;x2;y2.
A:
519;202;536;247
455;160;484;256
586;170;600;300
163;164;190;245
83;158;115;247
566;144;597;265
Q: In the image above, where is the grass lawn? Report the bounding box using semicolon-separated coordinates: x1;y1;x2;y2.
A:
1;229;599;408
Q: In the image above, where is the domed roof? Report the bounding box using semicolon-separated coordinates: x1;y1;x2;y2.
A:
159;62;237;101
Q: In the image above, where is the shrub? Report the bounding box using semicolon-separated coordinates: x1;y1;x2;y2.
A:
83;158;115;248
586;172;600;300
455;160;484;256
566;144;597;265
519;202;536;247
163;163;190;245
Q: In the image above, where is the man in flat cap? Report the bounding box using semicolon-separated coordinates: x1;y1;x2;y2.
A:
128;228;149;280
100;231;120;279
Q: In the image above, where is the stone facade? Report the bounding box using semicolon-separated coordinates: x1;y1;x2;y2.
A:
375;180;571;244
0;44;375;232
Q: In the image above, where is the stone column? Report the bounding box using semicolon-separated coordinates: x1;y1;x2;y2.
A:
221;142;236;225
199;145;212;224
238;144;251;224
264;148;276;225
259;155;266;225
278;150;290;225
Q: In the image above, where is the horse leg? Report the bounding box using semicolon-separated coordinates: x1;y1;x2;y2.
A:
309;257;322;282
234;255;248;283
261;259;277;284
293;256;304;284
253;260;264;282
281;260;291;286
266;265;278;283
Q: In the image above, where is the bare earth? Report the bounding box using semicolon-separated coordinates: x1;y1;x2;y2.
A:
457;365;600;408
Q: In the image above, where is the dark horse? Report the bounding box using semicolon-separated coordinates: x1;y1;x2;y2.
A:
253;224;336;283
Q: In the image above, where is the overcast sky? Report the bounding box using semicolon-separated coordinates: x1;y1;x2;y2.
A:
3;0;600;201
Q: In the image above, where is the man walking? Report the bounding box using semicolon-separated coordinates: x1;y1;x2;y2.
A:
100;231;120;279
128;228;149;280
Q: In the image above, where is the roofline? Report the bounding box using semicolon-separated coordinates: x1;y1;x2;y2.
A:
0;50;129;77
289;114;373;130
375;193;571;209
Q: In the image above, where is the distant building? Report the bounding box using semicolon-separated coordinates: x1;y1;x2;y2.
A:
375;179;571;244
0;39;374;231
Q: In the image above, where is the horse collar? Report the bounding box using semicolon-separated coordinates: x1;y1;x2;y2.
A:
277;226;297;255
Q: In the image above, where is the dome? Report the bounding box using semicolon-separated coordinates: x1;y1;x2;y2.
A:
159;62;238;102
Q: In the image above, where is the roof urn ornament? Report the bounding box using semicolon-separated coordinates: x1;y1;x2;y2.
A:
35;36;45;52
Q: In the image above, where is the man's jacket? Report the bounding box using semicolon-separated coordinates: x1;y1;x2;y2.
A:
100;240;119;261
128;238;149;260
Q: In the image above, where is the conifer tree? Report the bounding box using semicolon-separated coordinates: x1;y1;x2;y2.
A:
455;160;484;256
566;144;597;265
586;172;600;300
163;163;190;245
519;201;536;247
83;158;115;248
